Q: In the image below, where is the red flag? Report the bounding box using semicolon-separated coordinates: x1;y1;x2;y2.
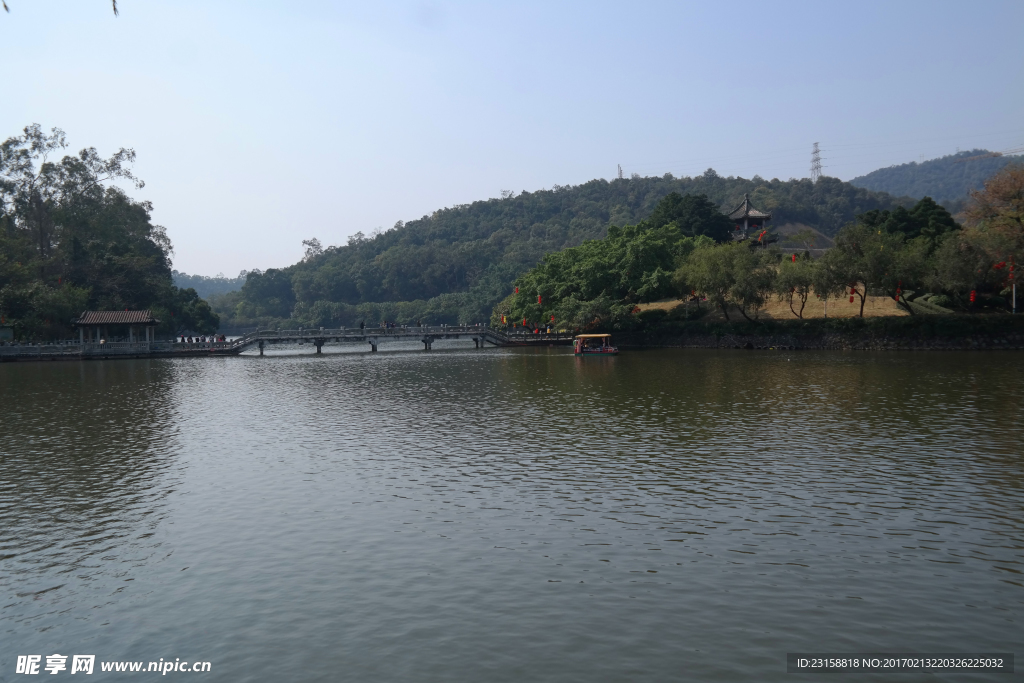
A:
514;286;519;294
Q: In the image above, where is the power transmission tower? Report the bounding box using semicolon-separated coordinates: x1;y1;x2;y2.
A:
810;143;823;181
617;164;624;180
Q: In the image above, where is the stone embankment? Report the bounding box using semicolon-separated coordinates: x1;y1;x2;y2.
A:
625;332;1024;351
617;318;1024;351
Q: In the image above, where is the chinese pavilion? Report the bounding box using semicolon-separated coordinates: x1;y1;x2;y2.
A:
73;310;160;344
727;193;772;239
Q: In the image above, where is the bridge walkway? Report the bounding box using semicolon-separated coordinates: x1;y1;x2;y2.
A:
0;326;572;361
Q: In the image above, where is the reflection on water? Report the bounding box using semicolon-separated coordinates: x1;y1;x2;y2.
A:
1;348;1021;682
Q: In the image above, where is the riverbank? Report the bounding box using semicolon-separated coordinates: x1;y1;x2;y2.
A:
617;315;1024;350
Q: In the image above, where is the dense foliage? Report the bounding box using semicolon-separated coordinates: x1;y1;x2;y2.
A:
172;270;247;299
0;125;218;340
850;149;1024;206
223;172;911;330
499;172;1024;331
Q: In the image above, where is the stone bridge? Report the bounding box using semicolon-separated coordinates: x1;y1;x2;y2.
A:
231;325;571;355
0;325;572;362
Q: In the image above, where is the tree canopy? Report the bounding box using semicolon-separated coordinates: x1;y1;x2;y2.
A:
851;150;1024;206
0;124;217;339
222;172;912;330
496;187;1023;331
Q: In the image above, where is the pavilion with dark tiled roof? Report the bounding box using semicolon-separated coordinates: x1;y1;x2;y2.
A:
727;193;772;238
73;310;160;344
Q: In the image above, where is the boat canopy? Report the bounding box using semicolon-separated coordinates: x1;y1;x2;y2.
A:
574;333;612;338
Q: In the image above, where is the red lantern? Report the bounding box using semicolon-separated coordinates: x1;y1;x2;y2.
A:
550;315;555;322
538;295;542;304
970;290;977;303
849;296;854;303
522;318;526;326
792;254;796;262
514;286;519;294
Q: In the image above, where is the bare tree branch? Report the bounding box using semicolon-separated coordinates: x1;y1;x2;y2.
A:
1;2;117;15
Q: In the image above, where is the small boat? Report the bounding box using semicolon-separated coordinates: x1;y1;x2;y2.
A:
573;333;618;356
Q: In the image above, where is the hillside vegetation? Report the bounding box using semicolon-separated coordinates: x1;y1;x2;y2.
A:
173;270;247;299
219;172;912;330
500;166;1024;331
0;125;218;340
850;149;1024;206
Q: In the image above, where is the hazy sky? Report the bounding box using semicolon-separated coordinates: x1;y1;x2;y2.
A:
3;1;1022;276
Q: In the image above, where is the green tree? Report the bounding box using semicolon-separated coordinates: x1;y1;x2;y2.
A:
729;246;778;320
644;192;734;241
0;124;218;339
776;253;814;318
678;243;739;320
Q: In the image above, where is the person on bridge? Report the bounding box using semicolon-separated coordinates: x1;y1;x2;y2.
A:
359;321;365;330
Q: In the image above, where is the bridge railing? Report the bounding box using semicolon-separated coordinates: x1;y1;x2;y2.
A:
247;325;503;338
82;342;155;355
0;343;82;358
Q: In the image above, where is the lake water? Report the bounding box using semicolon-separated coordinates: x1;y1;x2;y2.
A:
1;345;1021;682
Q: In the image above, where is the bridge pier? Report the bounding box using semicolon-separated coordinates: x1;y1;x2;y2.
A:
368;337;378;353
314;338;325;354
258;340;264;357
422;336;433;351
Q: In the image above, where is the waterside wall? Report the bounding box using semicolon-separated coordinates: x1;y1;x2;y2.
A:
617;316;1024;351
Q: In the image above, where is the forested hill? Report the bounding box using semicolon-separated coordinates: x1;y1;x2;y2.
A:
172;270;247;299
222;172;911;329
850;150;1024;205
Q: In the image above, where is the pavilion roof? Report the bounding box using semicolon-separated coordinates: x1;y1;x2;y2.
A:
74;310;159;325
727;193;772;221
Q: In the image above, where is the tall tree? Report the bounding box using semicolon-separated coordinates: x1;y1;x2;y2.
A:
0;124;218;338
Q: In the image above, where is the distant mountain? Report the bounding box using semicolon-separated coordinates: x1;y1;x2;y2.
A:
172;270;247;299
850;149;1024;205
